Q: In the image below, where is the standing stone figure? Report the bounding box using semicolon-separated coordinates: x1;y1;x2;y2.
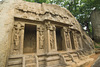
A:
50;31;54;49
14;24;21;50
39;31;44;49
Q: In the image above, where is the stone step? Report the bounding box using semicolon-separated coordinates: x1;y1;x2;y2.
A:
63;54;69;57
46;64;65;67
66;61;75;66
8;58;22;66
8;64;22;67
24;55;35;59
45;56;60;61
26;63;36;66
25;60;36;64
8;61;22;66
71;54;77;57
25;58;35;60
65;66;71;67
65;57;72;61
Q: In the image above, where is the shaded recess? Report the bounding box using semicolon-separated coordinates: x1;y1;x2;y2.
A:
56;26;63;51
23;24;37;53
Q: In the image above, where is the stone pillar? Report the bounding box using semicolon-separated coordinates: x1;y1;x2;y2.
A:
67;29;72;50
37;25;45;54
45;22;57;53
73;31;79;50
77;34;83;50
63;27;72;51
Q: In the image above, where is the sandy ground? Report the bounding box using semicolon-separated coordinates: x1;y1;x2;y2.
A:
85;53;100;67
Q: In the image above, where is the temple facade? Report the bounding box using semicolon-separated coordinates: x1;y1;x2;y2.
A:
0;0;94;67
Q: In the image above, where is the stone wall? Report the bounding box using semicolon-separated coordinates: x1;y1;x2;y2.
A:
0;0;14;66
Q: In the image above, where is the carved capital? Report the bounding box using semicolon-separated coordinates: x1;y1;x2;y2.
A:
37;25;45;32
63;27;68;32
45;22;55;31
45;22;51;30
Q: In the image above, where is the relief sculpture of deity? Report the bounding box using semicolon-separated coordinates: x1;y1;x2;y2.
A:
38;25;45;49
50;31;54;49
13;22;24;52
39;31;44;49
66;32;70;48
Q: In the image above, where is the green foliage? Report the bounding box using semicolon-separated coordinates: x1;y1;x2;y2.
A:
95;45;100;48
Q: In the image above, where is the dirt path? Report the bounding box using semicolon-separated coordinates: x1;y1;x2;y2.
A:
85;53;100;67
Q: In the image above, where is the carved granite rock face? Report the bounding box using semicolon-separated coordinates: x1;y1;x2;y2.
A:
0;0;94;67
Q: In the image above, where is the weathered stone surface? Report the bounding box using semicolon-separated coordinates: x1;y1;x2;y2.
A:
0;0;14;67
0;0;94;67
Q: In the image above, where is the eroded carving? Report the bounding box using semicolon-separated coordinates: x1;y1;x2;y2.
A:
45;22;55;49
37;25;45;49
50;31;54;49
63;27;71;49
13;22;24;53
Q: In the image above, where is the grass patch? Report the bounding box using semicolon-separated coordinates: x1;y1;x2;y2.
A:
95;45;100;48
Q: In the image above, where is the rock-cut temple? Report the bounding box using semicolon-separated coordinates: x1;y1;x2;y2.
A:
0;0;94;67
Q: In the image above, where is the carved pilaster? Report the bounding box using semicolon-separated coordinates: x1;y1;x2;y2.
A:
12;22;24;55
73;31;79;50
37;25;45;49
45;22;57;53
37;25;45;54
63;27;72;51
76;33;83;49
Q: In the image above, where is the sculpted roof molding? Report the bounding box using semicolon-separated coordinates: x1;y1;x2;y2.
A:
14;1;82;32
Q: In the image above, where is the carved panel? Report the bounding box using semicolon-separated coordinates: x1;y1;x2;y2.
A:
63;27;71;49
13;22;24;54
50;31;55;49
45;22;56;50
73;32;79;49
65;32;70;48
37;25;45;49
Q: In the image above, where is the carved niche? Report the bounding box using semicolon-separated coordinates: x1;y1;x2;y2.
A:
13;22;24;54
37;25;45;49
45;22;56;49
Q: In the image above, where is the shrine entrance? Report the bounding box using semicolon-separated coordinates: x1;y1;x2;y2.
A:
56;26;63;51
23;24;37;54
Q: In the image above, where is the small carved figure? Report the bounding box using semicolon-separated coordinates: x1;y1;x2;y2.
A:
39;31;44;49
50;31;54;49
38;25;45;49
66;33;70;48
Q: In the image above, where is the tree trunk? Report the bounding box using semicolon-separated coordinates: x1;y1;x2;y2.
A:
91;9;100;43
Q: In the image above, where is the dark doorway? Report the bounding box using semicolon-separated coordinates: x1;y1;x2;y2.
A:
56;27;63;51
23;24;37;53
70;31;75;49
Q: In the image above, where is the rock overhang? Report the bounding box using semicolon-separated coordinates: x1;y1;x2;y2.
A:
14;1;78;26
